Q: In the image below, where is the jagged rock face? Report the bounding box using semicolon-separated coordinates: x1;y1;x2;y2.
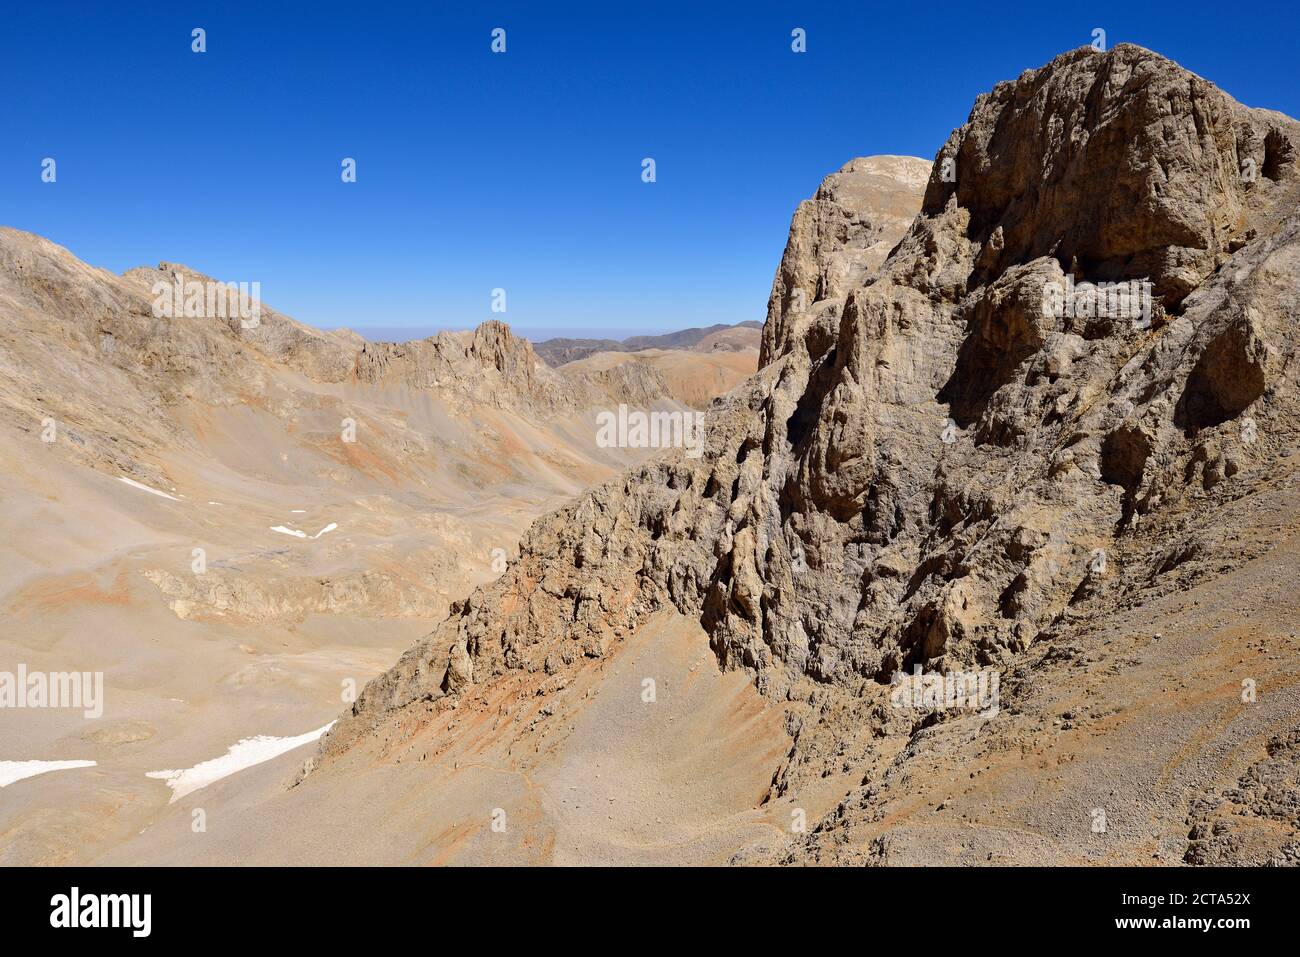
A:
929;46;1298;306
351;320;569;410
761;155;931;367
344;318;679;412
322;45;1300;802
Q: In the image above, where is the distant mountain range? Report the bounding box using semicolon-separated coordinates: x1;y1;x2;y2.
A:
532;321;762;367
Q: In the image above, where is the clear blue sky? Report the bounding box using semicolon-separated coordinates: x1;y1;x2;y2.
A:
4;1;1297;341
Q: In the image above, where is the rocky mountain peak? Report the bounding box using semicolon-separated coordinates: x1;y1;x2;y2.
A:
761;154;930;365
319;44;1300;827
924;44;1298;306
469;318;543;387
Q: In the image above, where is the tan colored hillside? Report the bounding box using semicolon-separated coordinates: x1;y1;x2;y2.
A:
0;233;698;864
559;347;759;409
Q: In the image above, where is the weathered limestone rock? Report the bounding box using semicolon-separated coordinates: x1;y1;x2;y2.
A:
319;47;1300;868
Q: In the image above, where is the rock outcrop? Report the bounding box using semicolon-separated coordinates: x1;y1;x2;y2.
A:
760;154;931;365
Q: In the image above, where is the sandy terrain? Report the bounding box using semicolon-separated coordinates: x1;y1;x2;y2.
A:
560;347;758;409
692;325;762;353
93;610;799;865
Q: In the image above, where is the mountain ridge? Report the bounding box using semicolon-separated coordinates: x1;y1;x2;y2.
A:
532;321;763;367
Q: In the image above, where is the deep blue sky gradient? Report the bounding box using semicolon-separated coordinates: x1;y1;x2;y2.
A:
4;1;1297;340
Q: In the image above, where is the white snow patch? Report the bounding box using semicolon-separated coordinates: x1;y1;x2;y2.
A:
0;760;97;789
146;722;334;803
271;522;337;539
118;477;180;501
